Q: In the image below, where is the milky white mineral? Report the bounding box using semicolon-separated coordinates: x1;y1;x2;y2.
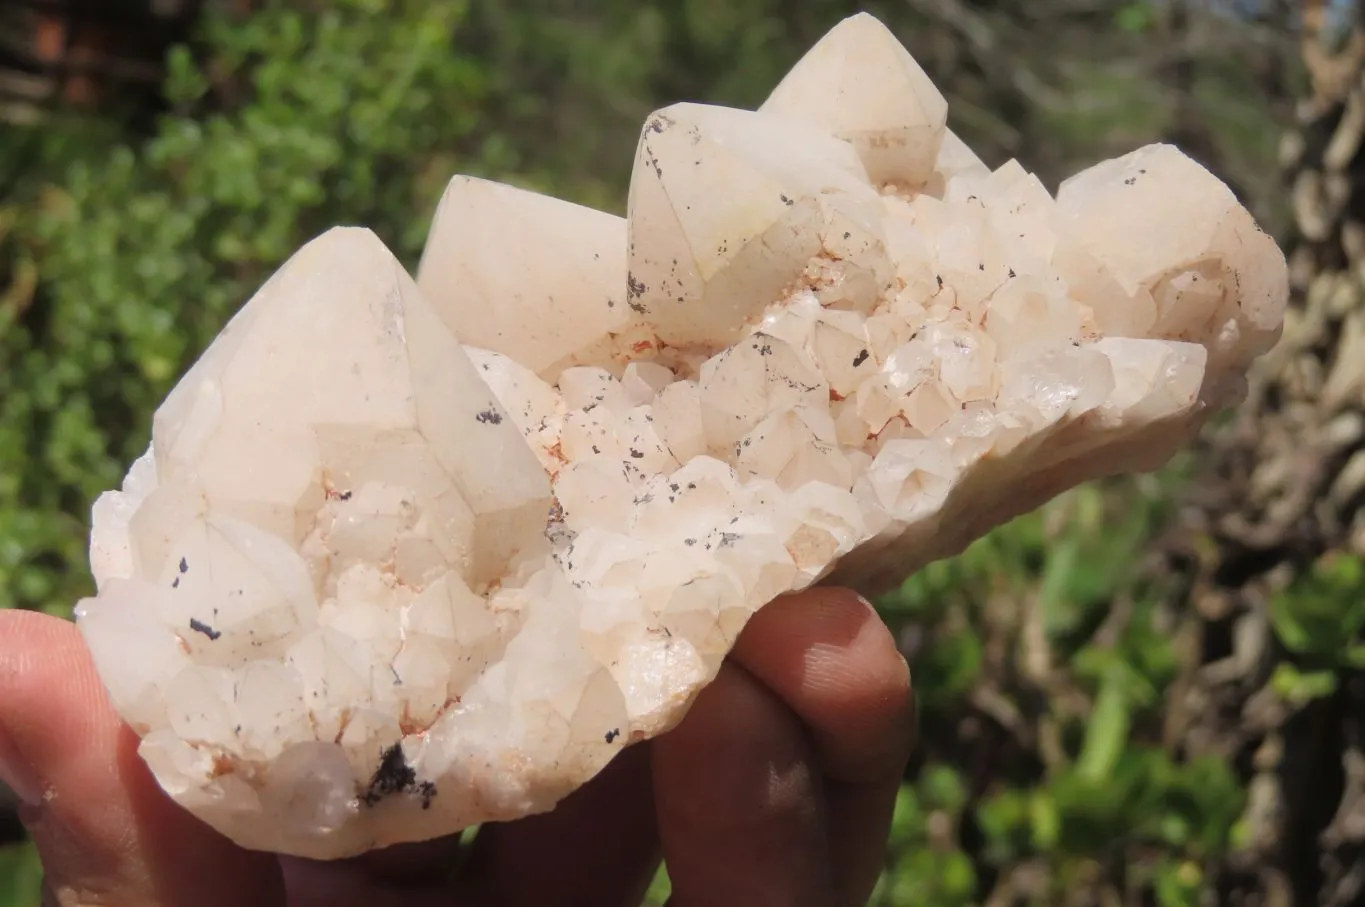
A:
74;12;1287;859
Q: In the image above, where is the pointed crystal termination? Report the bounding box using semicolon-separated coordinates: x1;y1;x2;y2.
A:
627;102;887;347
416;177;639;377
1055;144;1285;385
143;227;551;589
80;228;555;856
75;10;1288;862
761;12;948;188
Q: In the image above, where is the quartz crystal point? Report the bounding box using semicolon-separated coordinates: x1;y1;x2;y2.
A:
416;176;642;377
75;12;1288;860
761;12;949;187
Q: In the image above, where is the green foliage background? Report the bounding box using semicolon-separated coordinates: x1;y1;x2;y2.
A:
0;2;1324;905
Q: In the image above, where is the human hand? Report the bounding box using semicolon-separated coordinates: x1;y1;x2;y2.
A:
0;588;914;907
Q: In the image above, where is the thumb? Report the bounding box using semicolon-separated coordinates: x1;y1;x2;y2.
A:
0;609;285;907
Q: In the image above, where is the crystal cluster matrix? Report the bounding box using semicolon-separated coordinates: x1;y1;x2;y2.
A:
76;13;1287;859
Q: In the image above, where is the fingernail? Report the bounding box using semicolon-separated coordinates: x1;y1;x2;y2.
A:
0;723;42;807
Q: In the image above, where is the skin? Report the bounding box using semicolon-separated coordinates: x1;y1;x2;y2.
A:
0;587;914;907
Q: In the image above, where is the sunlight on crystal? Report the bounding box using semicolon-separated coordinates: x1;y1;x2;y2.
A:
74;12;1287;859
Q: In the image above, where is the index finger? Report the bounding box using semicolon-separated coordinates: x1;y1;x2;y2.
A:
731;587;915;784
729;587;915;907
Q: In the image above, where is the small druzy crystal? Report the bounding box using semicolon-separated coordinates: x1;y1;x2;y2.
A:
75;12;1288;859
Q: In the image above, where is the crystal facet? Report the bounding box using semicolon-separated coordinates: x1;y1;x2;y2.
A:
761;12;948;188
76;13;1288;860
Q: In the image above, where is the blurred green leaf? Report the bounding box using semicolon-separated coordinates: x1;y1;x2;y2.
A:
1271;662;1339;705
1116;2;1156;34
1271;554;1365;666
1154;859;1203;907
0;843;42;907
920;764;969;815
1076;667;1131;782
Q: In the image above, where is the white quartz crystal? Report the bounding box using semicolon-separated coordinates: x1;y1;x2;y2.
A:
75;12;1288;859
761;11;948;188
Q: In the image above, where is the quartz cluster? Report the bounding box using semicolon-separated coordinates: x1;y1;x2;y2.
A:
76;13;1287;859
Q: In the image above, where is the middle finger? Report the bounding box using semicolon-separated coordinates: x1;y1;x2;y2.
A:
454;740;660;907
653;661;833;907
